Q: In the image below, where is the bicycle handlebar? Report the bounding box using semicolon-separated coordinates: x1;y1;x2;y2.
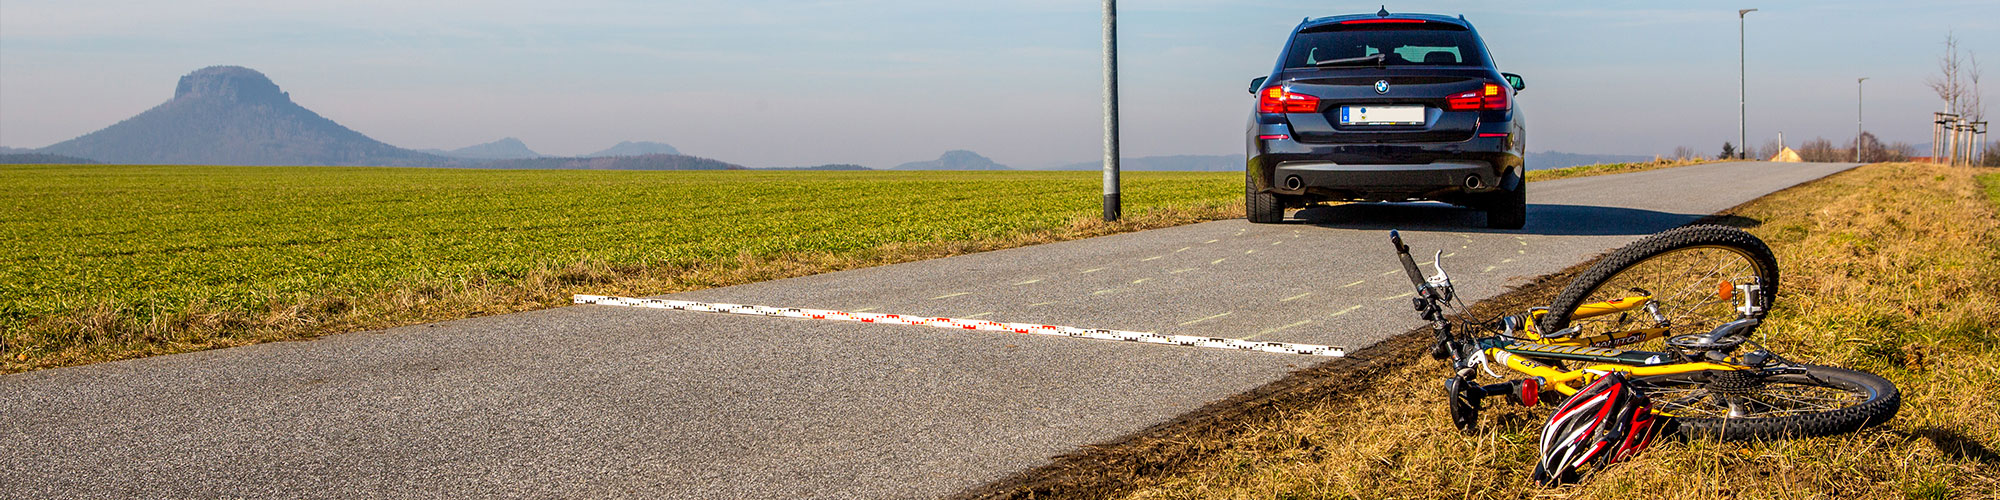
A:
1389;230;1428;293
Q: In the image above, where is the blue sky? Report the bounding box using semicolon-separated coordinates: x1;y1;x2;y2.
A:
1;0;1994;167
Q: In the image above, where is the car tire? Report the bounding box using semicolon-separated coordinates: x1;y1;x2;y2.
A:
1246;173;1284;223
1484;182;1525;230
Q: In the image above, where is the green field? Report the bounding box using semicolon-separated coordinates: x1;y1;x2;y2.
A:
0;165;1240;371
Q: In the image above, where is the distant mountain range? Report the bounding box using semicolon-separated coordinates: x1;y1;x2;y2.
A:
10;66;706;169
469;153;741;170
37;66;449;166
0;153;98;164
1045;154;1239;171
1526;151;1656;170
587;141;681;157
421;137;541;160
891;150;1011;170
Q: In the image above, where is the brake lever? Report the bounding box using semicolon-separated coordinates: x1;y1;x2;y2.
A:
1427;250;1454;302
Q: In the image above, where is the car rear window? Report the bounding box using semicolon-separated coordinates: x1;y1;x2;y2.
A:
1283;24;1489;68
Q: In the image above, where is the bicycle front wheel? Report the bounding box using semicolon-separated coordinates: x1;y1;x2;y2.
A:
1541;225;1779;344
1638;364;1900;441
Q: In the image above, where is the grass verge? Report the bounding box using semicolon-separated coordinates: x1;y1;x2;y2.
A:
963;162;2000;499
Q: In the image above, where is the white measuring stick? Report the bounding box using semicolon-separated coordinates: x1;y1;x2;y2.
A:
574;295;1345;357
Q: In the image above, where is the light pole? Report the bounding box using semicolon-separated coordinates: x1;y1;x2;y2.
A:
1100;0;1121;222
1856;77;1868;162
1739;8;1756;159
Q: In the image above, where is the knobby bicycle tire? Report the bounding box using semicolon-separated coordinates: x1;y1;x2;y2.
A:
1638;364;1900;441
1540;224;1780;334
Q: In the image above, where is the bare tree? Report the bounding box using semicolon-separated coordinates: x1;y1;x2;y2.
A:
1754;139;1782;160
1929;32;1965;118
1799;137;1839;162
1855;132;1884;162
1672;146;1697;161
1969;52;1985;123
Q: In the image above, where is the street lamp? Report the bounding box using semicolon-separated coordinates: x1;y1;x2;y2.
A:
1739;8;1756;159
1856;77;1868;162
1100;0;1121;221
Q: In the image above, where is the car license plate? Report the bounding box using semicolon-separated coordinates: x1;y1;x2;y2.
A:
1339;105;1425;125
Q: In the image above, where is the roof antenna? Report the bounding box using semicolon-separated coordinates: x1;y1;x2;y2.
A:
1378;5;1390;17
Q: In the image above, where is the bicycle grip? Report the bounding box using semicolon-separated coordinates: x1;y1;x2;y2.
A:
1389;230;1427;291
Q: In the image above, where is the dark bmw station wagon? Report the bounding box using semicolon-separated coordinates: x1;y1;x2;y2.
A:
1245;10;1527;228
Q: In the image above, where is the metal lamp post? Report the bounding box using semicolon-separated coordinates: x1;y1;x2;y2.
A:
1739;8;1756;159
1101;0;1121;221
1856;77;1868;162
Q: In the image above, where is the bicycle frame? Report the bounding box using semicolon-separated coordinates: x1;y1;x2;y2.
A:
1387;230;1754;401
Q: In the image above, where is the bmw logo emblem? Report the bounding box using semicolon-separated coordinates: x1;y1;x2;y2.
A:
1375;80;1390;94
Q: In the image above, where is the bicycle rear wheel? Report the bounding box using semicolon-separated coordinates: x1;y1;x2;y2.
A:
1637;364;1900;441
1541;225;1779;344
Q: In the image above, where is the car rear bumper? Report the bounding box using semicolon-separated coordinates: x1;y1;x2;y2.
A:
1273;161;1496;198
1245;118;1524;202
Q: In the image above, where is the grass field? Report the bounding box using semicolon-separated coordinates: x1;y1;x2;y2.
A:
0;160;1723;373
1047;163;1998;499
1;166;1252;372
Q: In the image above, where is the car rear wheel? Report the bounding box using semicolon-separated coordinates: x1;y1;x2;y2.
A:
1247;173;1284;223
1484;181;1525;229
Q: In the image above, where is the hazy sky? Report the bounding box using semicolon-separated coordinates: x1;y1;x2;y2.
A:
2;0;1994;168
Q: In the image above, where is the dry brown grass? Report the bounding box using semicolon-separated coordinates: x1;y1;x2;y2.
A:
967;163;2000;500
4;201;1243;373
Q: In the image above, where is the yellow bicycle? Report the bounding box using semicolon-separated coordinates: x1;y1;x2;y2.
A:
1391;225;1899;440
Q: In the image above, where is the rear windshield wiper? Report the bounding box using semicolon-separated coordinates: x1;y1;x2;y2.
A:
1313;53;1386;67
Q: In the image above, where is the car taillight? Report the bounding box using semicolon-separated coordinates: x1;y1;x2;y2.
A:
1258;86;1321;113
1446;82;1511;111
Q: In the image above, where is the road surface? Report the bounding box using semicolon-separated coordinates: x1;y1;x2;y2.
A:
0;162;1859;499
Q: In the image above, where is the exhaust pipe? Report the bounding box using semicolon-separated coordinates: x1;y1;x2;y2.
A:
1464;175;1484;190
1284;176;1303;190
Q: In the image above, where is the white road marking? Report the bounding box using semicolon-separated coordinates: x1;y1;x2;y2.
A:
966;312;994;319
1251;320;1314;338
1281;292;1312;302
1205;239;1220;244
1132;278;1150;284
1176;247;1191;253
1343;280;1365;288
575;295;1344;357
1381;292;1414;301
1170;268;1198;274
1330;305;1363;317
1029;301;1056;307
1483;265;1497;273
1142;255;1164;262
1081;267;1105;274
931;292;971;300
1014;279;1042;285
1093;289;1116;296
1179;312;1233;326
1212;258;1228;265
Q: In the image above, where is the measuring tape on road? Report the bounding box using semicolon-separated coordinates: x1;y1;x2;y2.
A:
573;294;1346;358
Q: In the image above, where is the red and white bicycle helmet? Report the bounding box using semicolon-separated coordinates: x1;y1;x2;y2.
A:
1532;371;1662;486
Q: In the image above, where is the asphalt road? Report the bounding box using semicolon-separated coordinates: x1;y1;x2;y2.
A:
1;161;1859;499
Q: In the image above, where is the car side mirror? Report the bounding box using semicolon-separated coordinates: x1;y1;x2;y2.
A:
1249;76;1268;95
1503;73;1525;92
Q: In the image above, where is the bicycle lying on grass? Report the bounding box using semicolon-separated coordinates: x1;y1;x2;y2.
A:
1389;225;1900;483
